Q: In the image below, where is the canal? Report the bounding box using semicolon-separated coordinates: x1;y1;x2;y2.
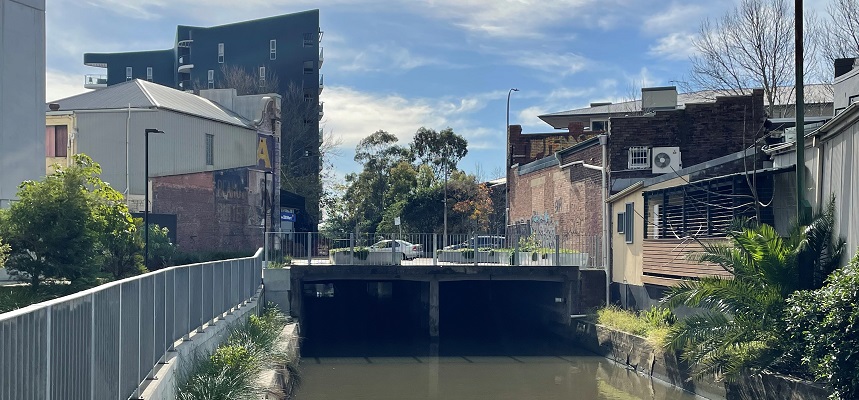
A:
293;284;700;400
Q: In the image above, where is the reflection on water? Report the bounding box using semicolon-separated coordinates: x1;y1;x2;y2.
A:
295;334;700;400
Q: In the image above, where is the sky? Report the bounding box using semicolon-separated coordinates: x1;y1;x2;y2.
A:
45;0;829;182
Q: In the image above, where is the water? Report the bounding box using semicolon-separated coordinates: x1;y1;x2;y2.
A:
294;335;701;400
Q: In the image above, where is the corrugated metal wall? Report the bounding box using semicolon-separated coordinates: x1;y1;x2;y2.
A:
821;122;858;259
75;109;257;195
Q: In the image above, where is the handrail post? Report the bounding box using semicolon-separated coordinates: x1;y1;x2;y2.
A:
473;232;478;267
350;233;355;264
433;233;438;266
555;234;560;266
307;232;312;265
514;234;519;266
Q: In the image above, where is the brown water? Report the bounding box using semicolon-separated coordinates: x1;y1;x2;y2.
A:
294;337;701;400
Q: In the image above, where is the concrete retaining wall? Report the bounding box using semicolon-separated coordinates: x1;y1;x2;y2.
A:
568;321;831;400
256;323;301;399
263;268;291;314
137;291;262;400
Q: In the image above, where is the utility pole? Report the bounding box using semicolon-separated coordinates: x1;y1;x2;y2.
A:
795;0;807;223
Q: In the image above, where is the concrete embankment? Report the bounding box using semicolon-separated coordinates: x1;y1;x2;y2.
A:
565;320;831;400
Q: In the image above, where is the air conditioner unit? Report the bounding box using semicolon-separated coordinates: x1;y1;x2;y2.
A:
652;147;682;174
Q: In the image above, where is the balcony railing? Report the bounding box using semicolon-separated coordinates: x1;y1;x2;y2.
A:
318;101;324;120
319;47;324;67
84;74;107;89
319;74;324;94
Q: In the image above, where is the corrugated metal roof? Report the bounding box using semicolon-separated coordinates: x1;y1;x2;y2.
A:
47;80;253;128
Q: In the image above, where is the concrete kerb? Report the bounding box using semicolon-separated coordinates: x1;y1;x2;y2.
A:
137;289;263;400
255;322;301;400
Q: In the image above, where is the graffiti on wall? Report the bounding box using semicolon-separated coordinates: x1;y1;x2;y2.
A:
530;211;557;247
214;167;269;228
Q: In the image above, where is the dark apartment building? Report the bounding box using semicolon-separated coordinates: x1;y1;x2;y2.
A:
83;9;324;230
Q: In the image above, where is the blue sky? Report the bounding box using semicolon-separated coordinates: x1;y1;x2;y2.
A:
44;0;827;181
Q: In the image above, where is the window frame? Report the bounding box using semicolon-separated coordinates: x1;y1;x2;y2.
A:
205;133;214;166
628;146;651;170
303;60;314;74
259;66;266;88
303;33;313;47
624;203;634;244
207;69;214;89
270;39;277;60
45;125;68;158
617;212;625;234
217;43;224;63
126;66;132;81
146;66;153;81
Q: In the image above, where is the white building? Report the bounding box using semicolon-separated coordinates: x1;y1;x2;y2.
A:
0;0;45;207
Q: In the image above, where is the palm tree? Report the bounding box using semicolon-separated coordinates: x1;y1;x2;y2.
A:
663;196;845;380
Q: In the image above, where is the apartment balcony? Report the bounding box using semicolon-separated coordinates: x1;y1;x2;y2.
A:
84;74;107;89
177;39;193;48
178;55;193;73
319;74;324;95
319;47;324;68
318;102;324;120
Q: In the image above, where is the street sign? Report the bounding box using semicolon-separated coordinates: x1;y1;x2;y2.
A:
394;217;401;226
280;211;296;222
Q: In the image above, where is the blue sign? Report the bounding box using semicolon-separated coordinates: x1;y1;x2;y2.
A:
280;211;296;222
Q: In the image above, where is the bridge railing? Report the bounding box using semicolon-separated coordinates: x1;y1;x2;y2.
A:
0;248;263;400
264;232;601;268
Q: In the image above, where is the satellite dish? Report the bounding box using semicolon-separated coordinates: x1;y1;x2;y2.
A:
654;152;672;168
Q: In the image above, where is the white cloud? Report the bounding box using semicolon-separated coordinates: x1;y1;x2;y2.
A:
509;51;592;76
649;32;697;60
46;70;91;102
642;3;708;34
332;43;458;73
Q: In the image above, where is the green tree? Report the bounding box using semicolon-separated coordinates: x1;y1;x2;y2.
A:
411;127;468;181
1;155;112;288
98;204;144;280
663;198;845;379
141;223;177;270
0;236;9;270
785;253;859;400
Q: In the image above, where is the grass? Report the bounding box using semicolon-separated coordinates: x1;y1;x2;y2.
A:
177;305;299;400
595;305;674;348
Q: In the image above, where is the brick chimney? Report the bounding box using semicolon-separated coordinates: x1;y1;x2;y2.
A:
567;122;584;135
508;124;523;168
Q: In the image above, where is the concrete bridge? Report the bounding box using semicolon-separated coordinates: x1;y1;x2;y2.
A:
277;265;606;339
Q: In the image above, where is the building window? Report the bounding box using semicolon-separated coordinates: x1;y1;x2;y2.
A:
218;43;224;63
624;203;634;244
126;67;132;81
303;61;314;74
45;125;68;157
205;134;214;165
207;69;214;89
259;66;266;88
304;92;313;102
628;146;651;170
617;212;625;233
303;33;313;47
270;39;277;60
591;120;607;132
146;67;153;81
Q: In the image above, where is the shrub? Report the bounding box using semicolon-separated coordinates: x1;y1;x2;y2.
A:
462;249;475;259
640;305;676;327
785;255;859;400
596;306;672;347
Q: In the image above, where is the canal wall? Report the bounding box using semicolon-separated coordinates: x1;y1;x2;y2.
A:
256;322;301;399
567;321;831;400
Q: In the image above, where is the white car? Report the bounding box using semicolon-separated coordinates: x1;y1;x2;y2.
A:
369;239;423;260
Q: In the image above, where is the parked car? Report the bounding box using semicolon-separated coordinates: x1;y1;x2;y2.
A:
444;236;506;250
369;239;423;260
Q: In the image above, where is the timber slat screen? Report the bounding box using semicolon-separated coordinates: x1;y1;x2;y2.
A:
639;170;786;285
0;249;263;400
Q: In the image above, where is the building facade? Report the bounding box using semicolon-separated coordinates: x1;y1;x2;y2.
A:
46;80;281;252
83;9;323;229
0;0;45;207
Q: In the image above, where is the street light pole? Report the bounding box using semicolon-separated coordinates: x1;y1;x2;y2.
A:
505;88;518;235
144;128;164;270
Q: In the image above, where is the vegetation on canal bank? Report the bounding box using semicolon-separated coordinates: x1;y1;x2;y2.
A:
594;305;675;348
177;306;300;400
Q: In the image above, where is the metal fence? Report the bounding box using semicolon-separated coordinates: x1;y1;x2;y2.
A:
0;248;264;400
264;232;602;268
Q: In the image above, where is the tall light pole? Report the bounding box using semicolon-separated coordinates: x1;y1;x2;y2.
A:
505;88;518;235
144;128;164;269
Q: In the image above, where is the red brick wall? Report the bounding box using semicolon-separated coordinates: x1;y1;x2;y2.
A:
508;122;586;167
608;90;765;181
152;168;263;253
509;141;604;242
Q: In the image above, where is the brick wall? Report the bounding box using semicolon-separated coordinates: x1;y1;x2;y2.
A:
609;89;765;181
509;140;604;242
153;167;264;253
508;122;586;167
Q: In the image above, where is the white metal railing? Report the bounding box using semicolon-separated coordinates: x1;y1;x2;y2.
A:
83;74;107;86
264;232;601;268
0;248;263;400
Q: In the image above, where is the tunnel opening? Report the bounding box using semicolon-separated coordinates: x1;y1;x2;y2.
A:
299;279;572;357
